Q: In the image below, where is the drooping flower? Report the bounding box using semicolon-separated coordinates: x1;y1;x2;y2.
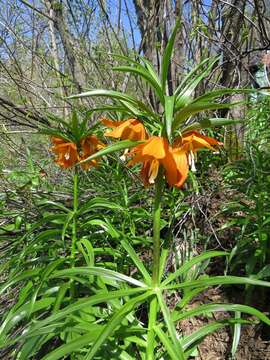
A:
51;137;80;169
174;131;223;152
80;135;104;169
174;131;223;172
50;135;104;170
127;131;222;188
102;118;148;141
128;136;188;188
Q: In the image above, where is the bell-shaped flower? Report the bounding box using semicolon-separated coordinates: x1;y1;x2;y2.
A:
50;135;104;170
128;136;188;188
51;137;80;169
102;118;148;141
80;135;105;169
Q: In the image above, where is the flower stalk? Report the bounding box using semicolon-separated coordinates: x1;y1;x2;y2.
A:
147;168;164;359
70;167;79;297
152;168;164;286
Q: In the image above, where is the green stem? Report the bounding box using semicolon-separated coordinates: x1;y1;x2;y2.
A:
70;169;79;297
152;170;164;286
71;169;79;265
146;169;164;360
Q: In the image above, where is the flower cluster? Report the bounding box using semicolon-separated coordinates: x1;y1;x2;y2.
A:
51;135;104;169
102;119;222;188
50;117;222;188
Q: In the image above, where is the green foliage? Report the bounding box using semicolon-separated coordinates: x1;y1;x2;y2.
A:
1;24;269;360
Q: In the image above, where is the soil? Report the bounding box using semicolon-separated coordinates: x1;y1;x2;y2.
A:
179;286;270;360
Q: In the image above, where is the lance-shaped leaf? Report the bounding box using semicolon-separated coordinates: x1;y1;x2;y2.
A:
161;20;180;92
110;52;161;87
174;57;219;108
181;118;244;132
67;89;153;115
164;95;175;141
113;65;164;104
156;290;185;359
121;239;152;286
39;128;73;143
163;275;270;291
172;303;270;325
173;101;241;130
84;291;153;360
154;326;184;360
193;88;256;103
181;319;251;354
50;267;148;288
162;251;228;286
79;139;142;165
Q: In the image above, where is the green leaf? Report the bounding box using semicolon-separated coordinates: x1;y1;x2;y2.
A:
181;118;244;132
193;88;255;103
38;200;71;213
38;129;72;142
173;102;240;130
41;329;103;360
0;269;41;296
61;211;74;241
231;311;241;358
164;95;175;141
111;52;161;88
159;248;169;283
84;291;152;360
165;275;270;292
154;326;182;360
181;319;250;354
71;110;80;140
67;89;153;115
161;21;180;92
162;251;228;286
28;259;64;318
79;140;141;165
77;239;95;267
0;298;55;339
174;57;219;107
18;334;51;360
121;239;152;285
172;302;270;325
156;290;185;360
78;197;123;215
82;218;120;238
18;289;146;341
113;66;164;104
50;267;148;288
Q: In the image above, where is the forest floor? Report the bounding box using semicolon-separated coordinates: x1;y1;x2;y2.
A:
181;286;270;360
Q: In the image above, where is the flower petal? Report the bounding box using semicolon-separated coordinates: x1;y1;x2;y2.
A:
142;137;168;159
172;149;189;188
103;118;147;141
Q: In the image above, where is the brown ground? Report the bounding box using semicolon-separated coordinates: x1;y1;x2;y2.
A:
179;287;270;360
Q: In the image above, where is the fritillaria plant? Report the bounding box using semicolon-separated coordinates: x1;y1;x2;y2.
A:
2;23;270;360
66;23;270;360
43;112;104;278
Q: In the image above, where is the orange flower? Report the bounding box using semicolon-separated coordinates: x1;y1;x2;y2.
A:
174;131;223;152
102;118;148;141
51;137;80;169
127;131;222;188
80;135;104;169
174;131;222;172
50;135;104;170
128;136;188;188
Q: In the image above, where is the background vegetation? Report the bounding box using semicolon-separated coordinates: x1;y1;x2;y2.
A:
0;1;270;359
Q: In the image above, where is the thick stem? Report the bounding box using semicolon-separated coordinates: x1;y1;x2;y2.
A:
146;169;164;360
71;169;79;266
70;169;79;298
152;169;164;286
